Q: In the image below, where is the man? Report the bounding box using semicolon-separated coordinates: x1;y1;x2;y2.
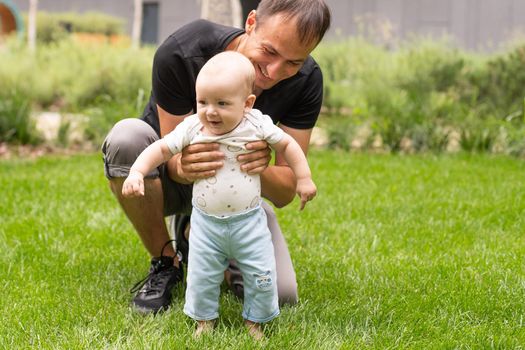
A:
102;0;331;313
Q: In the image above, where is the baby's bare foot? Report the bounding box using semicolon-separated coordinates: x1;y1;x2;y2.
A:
194;320;215;338
245;320;264;341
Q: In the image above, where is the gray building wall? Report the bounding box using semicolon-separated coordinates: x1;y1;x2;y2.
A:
10;0;200;44
9;0;525;51
326;0;525;51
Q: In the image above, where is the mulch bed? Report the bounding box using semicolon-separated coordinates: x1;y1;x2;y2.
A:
0;142;96;160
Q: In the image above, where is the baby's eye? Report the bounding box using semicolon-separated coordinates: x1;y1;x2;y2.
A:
218;101;229;106
197;100;206;105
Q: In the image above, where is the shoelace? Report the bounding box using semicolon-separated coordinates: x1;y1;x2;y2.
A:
130;239;177;294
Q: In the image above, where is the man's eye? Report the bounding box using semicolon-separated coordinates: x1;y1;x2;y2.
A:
262;47;275;56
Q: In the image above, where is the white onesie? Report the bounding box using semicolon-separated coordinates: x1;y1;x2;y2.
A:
163;109;284;217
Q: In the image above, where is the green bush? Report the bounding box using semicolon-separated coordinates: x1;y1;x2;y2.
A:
0;89;38;144
59;11;124;36
323;115;367;151
314;37;525;155
33;12;69;44
463;44;525;121
0;37;153;144
459;118;499;153
0;39;152;107
313;37;394;114
505;124;525;157
3;31;525;155
25;11;125;44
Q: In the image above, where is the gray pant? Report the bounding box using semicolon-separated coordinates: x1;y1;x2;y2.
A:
102;118;298;304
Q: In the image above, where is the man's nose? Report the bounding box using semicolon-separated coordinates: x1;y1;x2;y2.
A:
266;60;285;79
267;60;291;79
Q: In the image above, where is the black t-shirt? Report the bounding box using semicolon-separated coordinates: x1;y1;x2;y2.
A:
141;19;324;136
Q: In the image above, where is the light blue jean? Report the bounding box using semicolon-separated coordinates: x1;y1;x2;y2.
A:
183;205;279;323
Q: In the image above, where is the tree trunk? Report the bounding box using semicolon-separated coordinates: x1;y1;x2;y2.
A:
131;0;143;49
200;0;242;28
28;0;38;51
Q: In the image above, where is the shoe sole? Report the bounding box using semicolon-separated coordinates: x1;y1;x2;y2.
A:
132;303;168;314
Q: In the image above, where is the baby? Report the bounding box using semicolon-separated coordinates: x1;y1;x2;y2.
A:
122;51;316;339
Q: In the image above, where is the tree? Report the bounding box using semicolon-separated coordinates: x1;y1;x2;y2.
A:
131;0;143;49
27;0;38;51
200;0;242;27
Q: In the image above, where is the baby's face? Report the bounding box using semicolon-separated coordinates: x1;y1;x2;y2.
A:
196;73;248;136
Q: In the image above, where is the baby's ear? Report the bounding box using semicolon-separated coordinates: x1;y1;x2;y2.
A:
244;94;256;111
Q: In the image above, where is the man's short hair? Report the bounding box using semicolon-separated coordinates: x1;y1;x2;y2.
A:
256;0;331;47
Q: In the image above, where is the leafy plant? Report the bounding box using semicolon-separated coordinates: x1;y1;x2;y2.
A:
0;89;38;144
24;11;125;44
314;37;525;156
0;37;153;145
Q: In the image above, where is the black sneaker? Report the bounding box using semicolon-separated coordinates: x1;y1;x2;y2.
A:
130;242;184;313
171;214;190;265
226;262;244;299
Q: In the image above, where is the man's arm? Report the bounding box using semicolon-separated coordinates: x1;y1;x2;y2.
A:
158;104;190;138
270;131;317;210
258;125;313;208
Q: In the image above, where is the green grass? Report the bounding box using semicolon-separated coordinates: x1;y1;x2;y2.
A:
1;150;525;348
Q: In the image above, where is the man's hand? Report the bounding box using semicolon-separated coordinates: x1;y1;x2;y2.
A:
296;177;317;210
237;140;272;174
122;171;145;197
177;143;224;182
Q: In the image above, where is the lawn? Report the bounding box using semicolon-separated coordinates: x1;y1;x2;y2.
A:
1;150;525;349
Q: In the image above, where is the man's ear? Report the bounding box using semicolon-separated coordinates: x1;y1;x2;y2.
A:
245;10;257;34
245;94;256;111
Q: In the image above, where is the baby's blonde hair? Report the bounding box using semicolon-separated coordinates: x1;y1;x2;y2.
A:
198;51;255;97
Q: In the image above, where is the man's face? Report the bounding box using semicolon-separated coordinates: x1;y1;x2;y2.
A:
242;13;317;91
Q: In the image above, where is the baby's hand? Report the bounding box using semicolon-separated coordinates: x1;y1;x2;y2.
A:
122;171;145;197
296;177;317;210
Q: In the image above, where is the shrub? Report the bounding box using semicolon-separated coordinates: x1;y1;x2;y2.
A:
323;115;368;151
25;11;125;44
3;31;525;155
0;37;153;145
505;125;525;157
462;44;525;121
313;37;394;114
59;12;124;36
0;89;38;144
315;37;525;156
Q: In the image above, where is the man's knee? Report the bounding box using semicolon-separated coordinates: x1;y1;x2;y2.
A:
278;281;298;306
102;118;159;178
262;201;277;223
103;118;158;158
